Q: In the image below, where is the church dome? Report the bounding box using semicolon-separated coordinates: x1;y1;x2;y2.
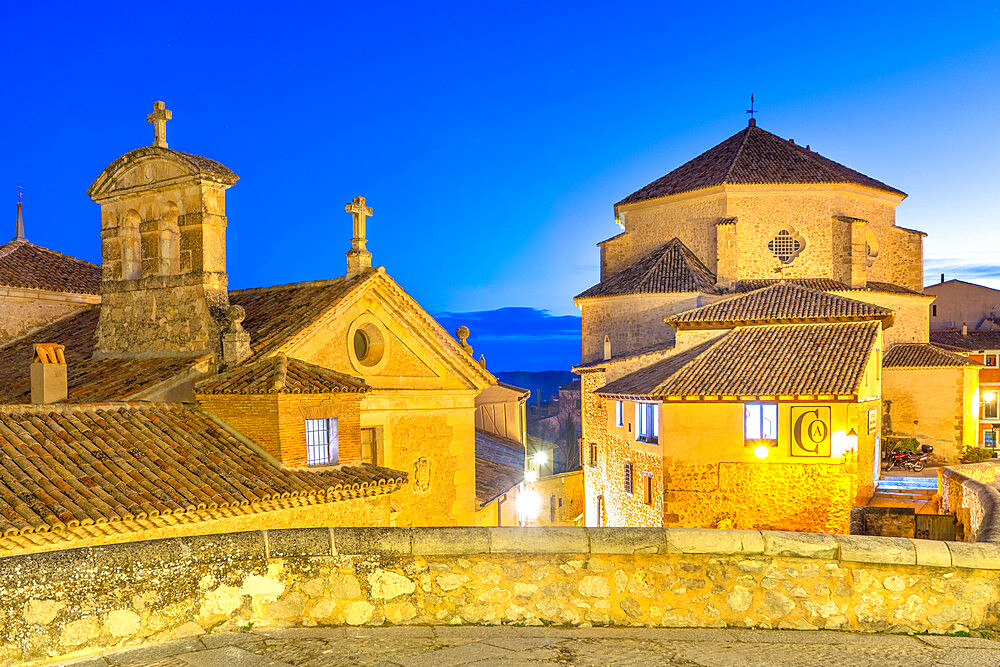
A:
618;121;905;205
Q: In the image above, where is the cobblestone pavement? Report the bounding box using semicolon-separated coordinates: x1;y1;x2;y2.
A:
54;626;1000;667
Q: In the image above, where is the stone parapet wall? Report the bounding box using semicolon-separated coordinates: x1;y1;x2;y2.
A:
5;527;1000;665
939;463;1000;543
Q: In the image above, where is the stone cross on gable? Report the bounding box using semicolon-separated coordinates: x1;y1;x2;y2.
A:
345;196;373;242
147;101;172;148
345;196;374;278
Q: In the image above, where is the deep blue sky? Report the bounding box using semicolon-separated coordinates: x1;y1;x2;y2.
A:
4;2;1000;370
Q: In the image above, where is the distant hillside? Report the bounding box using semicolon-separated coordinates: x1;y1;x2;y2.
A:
495;370;576;403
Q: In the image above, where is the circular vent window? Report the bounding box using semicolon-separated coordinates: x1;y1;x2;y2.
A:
349;319;387;370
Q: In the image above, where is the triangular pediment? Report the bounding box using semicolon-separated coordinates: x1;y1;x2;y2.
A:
271;269;495;392
87;146;238;201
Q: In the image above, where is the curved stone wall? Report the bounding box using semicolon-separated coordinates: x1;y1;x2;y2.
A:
5;527;1000;665
939;463;1000;542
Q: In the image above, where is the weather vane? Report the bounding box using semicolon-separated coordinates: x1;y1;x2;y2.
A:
746;94;757;119
16;185;23;200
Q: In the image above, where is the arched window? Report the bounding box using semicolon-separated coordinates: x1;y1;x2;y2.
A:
121;210;141;280
158;202;180;275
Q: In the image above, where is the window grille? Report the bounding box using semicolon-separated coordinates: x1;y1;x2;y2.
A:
305;418;339;466
623;461;633;494
767;228;804;263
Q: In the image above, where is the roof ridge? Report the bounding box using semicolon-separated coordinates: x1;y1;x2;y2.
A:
722;126;753;184
229;275;355;294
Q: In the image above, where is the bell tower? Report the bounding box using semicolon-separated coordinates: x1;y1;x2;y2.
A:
87;102;248;361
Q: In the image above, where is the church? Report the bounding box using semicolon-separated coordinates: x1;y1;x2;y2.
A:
574;118;980;533
0;103;528;557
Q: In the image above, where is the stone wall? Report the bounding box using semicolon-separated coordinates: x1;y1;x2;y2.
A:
6;526;1000;665
939;463;1000;543
0;291;98;345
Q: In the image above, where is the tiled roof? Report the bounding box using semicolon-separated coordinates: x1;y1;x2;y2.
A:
196;354;367;395
0;403;405;537
230;276;367;361
170;149;239;182
595;337;724;397
598;321;880;399
733;278;921;296
618;123;905;205
930;330;1000;352
0;240;101;294
576;238;716;299
667;283;893;329
884;343;981;368
0;309;207;404
475;429;524;505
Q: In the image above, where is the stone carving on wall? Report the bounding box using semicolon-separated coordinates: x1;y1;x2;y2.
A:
767;227;805;264
413;457;431;492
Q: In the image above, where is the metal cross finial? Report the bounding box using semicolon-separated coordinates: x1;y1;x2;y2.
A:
147;101;172;148
16;185;23;200
345;196;373;243
746;94;757;125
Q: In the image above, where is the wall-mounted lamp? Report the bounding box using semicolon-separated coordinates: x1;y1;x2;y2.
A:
754;445;769;459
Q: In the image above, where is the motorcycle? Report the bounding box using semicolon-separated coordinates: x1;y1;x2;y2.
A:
884;444;933;472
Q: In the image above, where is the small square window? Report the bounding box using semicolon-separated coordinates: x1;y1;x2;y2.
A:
985;354;998;368
635;402;659;444
744;403;778;443
305;418;339;466
623;461;633;494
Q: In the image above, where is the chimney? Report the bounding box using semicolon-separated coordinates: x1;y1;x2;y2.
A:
31;343;67;405
962;323;968;337
603;335;612;361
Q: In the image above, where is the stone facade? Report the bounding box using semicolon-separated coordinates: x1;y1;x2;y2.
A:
0;288;98;344
87;146;241;359
4;526;1000;664
882;366;979;463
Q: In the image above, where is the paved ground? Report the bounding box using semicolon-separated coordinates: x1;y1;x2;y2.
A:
52;626;1000;667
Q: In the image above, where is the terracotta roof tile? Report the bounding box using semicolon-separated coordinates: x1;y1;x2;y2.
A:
667;283;893;329
930;330;1000;352
576;238;717;299
196;355;367;394
598;321;879;398
734;278;921;296
0;403;405;537
0;309;206;404
884;343;981;368
230;276;367;360
618;124;904;205
0;240;101;294
474;429;524;505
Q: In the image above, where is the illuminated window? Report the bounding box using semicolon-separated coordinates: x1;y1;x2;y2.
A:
985;354;998;368
985;394;999;421
305;418;339;466
985;430;998;448
744;403;778;442
635;402;659;443
615;401;624;427
623;461;633;494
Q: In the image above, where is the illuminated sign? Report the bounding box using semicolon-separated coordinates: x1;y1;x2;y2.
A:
790;406;831;457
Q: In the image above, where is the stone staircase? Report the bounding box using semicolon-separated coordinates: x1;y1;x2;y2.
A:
872;476;939;512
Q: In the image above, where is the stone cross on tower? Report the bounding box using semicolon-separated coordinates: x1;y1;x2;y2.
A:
345;196;373;278
147;101;172;148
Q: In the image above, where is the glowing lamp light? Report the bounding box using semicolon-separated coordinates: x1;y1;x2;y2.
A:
516;489;541;523
984;391;997;404
524;469;538;484
533;451;548;466
753;445;769;459
846;428;858;452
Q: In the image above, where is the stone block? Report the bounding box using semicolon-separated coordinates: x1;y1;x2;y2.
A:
267;528;331;558
836;535;915;565
588;528;666;554
666;528;763;555
0;546;94;589
411;527;489;555
180;531;268;566
762;531;838;559
489;527;589;554
912;539;952;568
334;527;411;555
947;542;1000;569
